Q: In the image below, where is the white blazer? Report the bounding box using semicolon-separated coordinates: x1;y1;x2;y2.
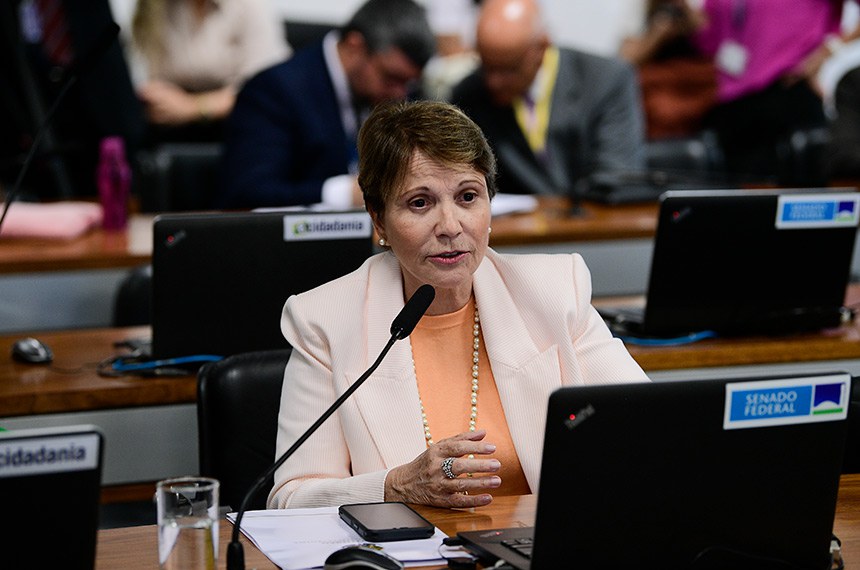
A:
269;249;648;508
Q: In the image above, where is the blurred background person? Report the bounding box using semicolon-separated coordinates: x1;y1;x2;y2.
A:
620;0;716;140
826;63;860;180
128;0;290;145
451;0;646;197
422;0;481;101
690;0;856;182
0;0;144;200
218;0;436;209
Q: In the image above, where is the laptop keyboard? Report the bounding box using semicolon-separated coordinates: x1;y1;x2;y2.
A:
501;537;534;559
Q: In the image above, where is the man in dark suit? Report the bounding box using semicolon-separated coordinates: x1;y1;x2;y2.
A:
827;65;860;182
451;0;645;197
0;0;144;200
218;0;436;209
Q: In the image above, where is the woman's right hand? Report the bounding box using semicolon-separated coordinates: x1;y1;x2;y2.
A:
383;429;502;508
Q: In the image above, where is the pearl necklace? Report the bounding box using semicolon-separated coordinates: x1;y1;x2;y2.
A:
415;307;481;446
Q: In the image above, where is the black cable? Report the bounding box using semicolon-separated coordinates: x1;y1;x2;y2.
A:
0;76;76;233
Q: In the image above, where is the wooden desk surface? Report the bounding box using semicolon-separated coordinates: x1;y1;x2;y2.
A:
0;326;196;417
0;214;153;274
606;283;860;371
488;197;658;245
0;199;658;274
4;308;860;418
626;321;860;371
96;474;860;569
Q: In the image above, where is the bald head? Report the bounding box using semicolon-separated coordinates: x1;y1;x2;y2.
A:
478;0;546;52
476;0;550;106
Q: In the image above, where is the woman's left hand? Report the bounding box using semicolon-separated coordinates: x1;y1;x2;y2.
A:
384;429;502;508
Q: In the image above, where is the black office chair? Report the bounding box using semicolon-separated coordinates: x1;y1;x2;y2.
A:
197;348;292;511
283;20;334;51
844;378;860;474
112;264;152;327
645;130;725;175
135;142;223;212
775;126;832;187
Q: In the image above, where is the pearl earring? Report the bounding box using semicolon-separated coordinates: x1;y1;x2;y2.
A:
378;238;387;247
488;227;492;234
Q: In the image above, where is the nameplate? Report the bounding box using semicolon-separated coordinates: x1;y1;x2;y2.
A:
775;193;860;229
0;433;100;477
724;375;850;430
282;212;372;241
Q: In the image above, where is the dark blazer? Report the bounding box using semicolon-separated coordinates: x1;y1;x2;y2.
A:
827;66;860;181
451;47;646;196
0;0;144;199
219;41;352;208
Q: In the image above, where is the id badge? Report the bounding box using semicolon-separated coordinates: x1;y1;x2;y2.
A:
715;40;748;76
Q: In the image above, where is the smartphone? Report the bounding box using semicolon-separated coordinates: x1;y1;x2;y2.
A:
338;501;435;542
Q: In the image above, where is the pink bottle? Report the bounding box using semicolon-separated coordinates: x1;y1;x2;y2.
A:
96;136;131;230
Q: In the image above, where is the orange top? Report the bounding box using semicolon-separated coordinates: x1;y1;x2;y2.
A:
410;297;530;496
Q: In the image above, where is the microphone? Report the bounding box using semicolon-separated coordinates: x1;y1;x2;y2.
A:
0;21;121;233
390;283;436;339
227;284;435;570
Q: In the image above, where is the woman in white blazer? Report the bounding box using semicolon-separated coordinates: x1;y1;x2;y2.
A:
269;101;648;509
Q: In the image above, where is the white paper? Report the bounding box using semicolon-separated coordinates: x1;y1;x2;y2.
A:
226;507;447;569
490;193;539;217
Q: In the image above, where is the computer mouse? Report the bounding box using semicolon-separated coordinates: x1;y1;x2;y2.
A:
11;337;53;364
323;545;404;570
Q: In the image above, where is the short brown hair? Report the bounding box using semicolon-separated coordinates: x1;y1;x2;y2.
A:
358;100;497;215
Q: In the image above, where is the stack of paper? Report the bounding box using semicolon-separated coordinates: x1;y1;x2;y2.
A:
227;507;448;569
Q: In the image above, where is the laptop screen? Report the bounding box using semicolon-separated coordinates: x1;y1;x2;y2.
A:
461;373;850;569
151;210;374;359
0;425;104;569
528;373;850;569
641;188;859;336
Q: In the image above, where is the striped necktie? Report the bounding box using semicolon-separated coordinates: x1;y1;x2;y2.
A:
35;0;74;67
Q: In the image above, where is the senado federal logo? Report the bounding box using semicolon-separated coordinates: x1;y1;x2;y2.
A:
283;212;372;241
723;374;850;430
775;192;860;229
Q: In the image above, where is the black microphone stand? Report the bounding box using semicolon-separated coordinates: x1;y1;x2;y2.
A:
0;77;76;232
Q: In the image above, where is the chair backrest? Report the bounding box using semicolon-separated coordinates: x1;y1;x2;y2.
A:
112;264;152;327
645;131;724;175
197;348;291;511
845;378;860;474
776;126;831;187
283;20;334;51
136;142;223;212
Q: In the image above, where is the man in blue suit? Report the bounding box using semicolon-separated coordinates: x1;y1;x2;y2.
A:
219;0;435;209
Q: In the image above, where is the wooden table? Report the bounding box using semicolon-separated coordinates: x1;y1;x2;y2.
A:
0;214;153;274
0;199;658;330
0;326;188;417
3;290;860;491
5;305;860;419
0;199;659;275
489;196;658;245
96;474;860;569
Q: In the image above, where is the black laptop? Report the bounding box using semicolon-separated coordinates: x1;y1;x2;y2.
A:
0;425;104;569
459;372;851;569
601;188;859;338
151;210;374;359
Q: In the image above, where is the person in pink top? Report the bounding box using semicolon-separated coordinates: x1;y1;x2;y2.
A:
691;0;852;181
